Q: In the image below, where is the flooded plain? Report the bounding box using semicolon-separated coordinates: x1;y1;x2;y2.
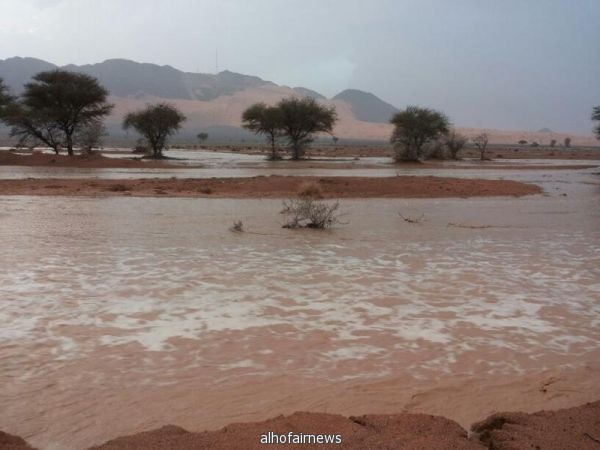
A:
0;154;599;449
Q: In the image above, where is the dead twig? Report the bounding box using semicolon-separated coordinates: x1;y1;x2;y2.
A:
399;212;425;224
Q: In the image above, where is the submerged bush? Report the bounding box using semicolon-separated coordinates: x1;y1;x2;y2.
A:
281;197;342;229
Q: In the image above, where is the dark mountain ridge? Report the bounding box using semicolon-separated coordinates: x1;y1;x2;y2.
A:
0;57;399;123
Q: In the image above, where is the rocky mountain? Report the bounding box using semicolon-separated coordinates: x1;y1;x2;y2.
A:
333;89;399;123
0;57;404;141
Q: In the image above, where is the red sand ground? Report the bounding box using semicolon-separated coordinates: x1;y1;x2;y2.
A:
3;401;599;449
0;151;192;169
0;176;542;198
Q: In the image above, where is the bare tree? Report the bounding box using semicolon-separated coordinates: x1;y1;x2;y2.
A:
473;133;490;160
75;120;108;154
444;130;468;160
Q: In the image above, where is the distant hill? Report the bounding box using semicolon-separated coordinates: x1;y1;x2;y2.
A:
0;57;277;101
333;89;399;123
1;57;594;145
0;57;57;93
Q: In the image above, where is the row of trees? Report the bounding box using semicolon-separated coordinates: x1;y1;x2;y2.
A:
2;71;599;161
0;71;187;158
242;97;337;160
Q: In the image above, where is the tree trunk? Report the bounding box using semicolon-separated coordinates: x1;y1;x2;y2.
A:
291;142;301;160
269;136;278;160
66;134;74;156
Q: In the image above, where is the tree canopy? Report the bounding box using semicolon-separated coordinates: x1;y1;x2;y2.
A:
5;71;112;155
390;106;450;161
277;97;337;160
0;78;14;119
123;103;186;158
593;106;600;140
242;97;337;160
241;102;284;160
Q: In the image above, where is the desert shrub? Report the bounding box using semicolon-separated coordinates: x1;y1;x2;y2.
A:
281;197;342;229
230;220;244;232
425;139;447;160
444;131;468;160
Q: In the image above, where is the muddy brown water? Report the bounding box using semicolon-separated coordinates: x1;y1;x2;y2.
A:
0;154;599;449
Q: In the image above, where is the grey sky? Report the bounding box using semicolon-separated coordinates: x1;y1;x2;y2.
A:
1;0;599;134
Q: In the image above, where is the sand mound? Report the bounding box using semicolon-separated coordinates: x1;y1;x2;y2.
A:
90;412;481;450
472;400;600;450
0;175;542;198
0;431;38;450
3;401;600;449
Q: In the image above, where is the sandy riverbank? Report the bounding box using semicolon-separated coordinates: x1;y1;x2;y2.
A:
0;175;542;198
2;400;599;449
0;151;196;169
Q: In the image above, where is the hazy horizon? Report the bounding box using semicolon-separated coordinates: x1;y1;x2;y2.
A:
1;0;599;135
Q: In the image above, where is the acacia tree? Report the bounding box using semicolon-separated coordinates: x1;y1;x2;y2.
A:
473;133;490;160
0;78;14;119
592;106;600;140
564;137;572;148
123;103;186;158
197;132;209;143
444;130;468;160
277;97;337;160
6;71;112;155
241;102;284;160
390;106;450;162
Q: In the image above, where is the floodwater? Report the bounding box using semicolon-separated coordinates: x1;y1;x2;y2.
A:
0;155;599;449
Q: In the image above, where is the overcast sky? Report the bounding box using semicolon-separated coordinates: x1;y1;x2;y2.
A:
1;0;599;134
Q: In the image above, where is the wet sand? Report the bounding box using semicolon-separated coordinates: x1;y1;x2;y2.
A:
0;175;541;198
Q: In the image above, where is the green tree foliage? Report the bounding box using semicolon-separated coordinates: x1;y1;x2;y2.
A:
5;71;112;155
123;103;186;158
0;78;14;119
390;106;450;162
277;97;337;160
242;97;337;160
592;106;600;140
241;103;284;160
